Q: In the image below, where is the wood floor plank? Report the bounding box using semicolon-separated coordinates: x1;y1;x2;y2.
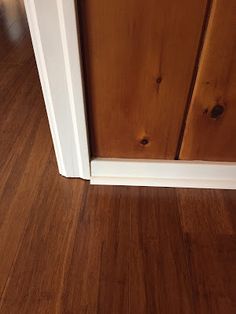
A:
130;188;194;314
61;185;130;314
0;0;28;62
177;189;234;235
177;189;236;313
0;114;52;298
0;155;88;314
221;190;236;232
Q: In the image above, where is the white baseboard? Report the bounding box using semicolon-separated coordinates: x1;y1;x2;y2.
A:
91;158;236;189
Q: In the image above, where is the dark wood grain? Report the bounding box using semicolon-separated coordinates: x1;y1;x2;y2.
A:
79;0;208;159
0;1;236;313
54;186;236;314
61;186;130;314
180;0;236;161
177;189;236;313
129;188;195;314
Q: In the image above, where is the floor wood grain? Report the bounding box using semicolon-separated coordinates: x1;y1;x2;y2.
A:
0;1;236;313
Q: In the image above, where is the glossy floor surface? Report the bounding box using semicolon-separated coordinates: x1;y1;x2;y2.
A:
0;1;236;313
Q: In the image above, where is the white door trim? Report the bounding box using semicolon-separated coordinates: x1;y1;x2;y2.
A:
24;0;90;179
91;158;236;189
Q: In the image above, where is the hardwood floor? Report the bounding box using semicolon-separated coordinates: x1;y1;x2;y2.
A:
0;1;236;313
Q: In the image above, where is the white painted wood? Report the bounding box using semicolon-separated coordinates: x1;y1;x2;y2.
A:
91;159;236;189
24;0;90;178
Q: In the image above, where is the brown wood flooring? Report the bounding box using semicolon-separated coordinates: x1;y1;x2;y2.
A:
0;1;236;313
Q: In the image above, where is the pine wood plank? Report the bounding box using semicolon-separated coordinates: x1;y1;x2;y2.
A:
80;0;207;159
180;0;236;161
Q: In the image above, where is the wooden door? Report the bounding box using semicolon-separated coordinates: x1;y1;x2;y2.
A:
79;0;208;159
180;0;236;161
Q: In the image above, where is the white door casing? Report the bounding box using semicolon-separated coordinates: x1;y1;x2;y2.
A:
24;0;90;179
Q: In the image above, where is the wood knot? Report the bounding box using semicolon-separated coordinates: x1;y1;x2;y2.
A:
156;76;162;85
140;138;149;146
210;104;225;119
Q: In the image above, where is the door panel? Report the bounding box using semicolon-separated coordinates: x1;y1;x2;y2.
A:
180;0;236;161
79;0;207;159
